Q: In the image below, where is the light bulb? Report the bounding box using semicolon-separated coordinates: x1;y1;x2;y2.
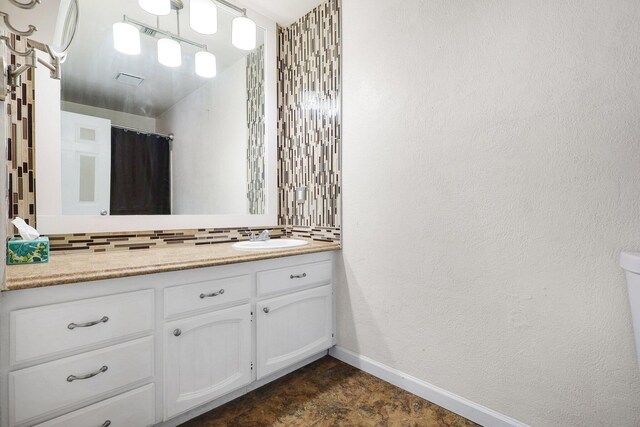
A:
138;0;171;16
158;38;182;67
195;51;216;78
113;23;141;55
190;0;217;35
232;16;256;50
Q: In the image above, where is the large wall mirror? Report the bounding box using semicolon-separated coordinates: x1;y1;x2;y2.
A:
35;0;277;234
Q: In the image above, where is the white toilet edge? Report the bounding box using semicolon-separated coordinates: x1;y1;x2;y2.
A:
620;251;640;274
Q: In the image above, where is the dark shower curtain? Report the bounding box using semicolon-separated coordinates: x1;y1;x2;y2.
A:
110;128;171;215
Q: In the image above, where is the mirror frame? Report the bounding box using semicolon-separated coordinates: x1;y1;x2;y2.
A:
35;8;278;234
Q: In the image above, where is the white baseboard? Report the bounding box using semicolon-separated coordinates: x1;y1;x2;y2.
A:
329;346;528;427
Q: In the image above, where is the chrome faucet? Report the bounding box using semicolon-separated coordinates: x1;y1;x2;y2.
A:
246;229;270;241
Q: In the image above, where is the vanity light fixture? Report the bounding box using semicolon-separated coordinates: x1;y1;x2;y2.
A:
190;0;218;35
232;15;256;50
110;0;255;79
158;38;182;67
189;0;257;50
119;15;207;69
195;51;217;78
138;0;172;16
113;22;141;55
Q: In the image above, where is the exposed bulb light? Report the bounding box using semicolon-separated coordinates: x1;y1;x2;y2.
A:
190;0;218;35
195;51;217;78
157;38;182;67
138;0;171;16
232;16;256;50
113;22;141;55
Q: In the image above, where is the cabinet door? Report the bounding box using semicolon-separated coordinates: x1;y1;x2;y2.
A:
256;285;333;379
164;304;251;420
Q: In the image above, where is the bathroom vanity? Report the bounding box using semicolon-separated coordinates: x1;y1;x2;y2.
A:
0;242;338;427
0;0;341;425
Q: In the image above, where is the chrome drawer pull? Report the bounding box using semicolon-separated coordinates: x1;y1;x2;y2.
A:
67;316;109;330
200;289;224;299
290;273;307;279
102;421;112;427
263;307;270;313
66;365;108;382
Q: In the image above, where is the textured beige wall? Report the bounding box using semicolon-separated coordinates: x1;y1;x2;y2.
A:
338;1;640;425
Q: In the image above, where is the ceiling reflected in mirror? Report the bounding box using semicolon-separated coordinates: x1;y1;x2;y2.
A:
62;0;264;117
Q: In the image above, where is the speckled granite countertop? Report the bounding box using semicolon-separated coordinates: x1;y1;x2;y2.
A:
3;240;340;291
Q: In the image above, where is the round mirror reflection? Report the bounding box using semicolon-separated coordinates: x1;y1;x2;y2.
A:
50;0;79;56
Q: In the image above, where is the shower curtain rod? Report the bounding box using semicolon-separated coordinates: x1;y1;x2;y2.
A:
111;124;175;141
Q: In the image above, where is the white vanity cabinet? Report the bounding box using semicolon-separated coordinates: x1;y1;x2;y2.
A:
163;304;252;419
256;285;333;379
0;251;336;427
256;260;334;379
3;290;155;427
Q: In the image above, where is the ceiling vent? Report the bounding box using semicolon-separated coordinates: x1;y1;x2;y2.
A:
115;72;145;86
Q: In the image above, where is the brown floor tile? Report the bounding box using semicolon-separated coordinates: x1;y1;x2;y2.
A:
179;356;478;427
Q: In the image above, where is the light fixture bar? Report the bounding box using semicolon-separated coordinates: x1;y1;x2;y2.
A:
123;15;207;50
214;0;246;16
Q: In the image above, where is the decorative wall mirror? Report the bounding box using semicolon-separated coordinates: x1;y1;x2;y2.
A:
34;0;277;234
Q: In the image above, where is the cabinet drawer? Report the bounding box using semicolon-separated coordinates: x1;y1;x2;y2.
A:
257;260;332;297
11;290;154;364
164;275;250;318
10;336;154;426
34;384;155;427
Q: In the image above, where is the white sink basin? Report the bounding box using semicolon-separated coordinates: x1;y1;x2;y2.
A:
232;239;309;250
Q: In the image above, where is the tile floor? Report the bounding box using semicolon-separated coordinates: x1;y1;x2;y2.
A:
180;356;478;427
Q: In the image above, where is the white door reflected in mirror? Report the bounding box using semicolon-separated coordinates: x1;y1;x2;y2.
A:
61;112;111;216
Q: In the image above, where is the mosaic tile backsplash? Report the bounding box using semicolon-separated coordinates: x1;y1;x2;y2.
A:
277;0;342;229
5;34;36;236
47;226;339;254
49;227;284;254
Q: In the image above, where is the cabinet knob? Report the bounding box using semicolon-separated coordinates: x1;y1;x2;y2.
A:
263;307;270;314
102;421;112;427
173;328;182;336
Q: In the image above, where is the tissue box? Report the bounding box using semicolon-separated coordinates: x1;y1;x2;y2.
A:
7;236;49;265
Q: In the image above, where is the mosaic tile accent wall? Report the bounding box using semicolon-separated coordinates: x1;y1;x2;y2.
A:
277;0;342;230
5;33;36;236
247;44;265;215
